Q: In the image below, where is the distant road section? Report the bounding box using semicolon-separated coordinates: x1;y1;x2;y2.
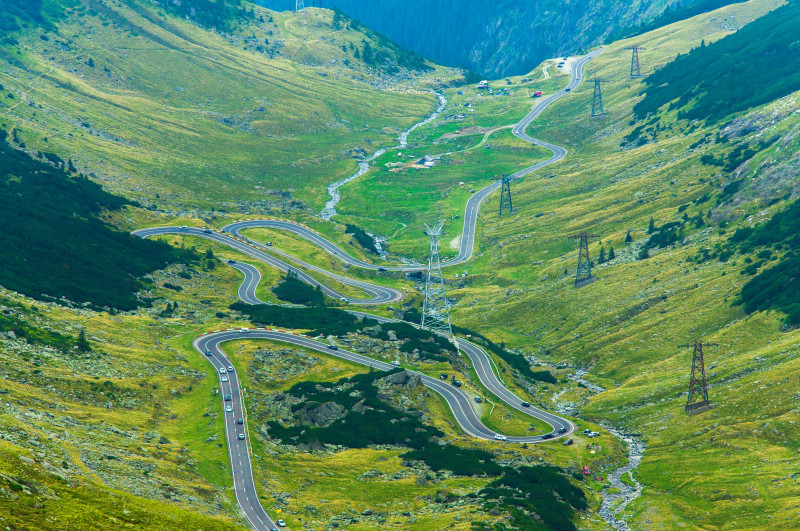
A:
134;49;600;530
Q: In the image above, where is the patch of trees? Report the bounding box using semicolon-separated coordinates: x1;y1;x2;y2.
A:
634;2;800;123
728;200;800;327
474;466;588;531
230;302;453;357
265;369;444;448
608;0;747;42
344;224;378;254
272;270;325;305
152;0;255;30
400;443;503;476
0;131;194;310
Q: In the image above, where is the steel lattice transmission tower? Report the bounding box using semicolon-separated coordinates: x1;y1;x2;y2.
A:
567;231;599;286
625;46;645;78
295;0;305;13
682;341;717;414
590;78;608;117
421;222;453;339
499;175;514;216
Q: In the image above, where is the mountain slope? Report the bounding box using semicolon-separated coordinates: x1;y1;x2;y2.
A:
0;0;447;212
258;0;701;77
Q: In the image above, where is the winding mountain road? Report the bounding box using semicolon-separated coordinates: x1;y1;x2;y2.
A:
136;49;600;530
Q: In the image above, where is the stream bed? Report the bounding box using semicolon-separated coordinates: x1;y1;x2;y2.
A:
319;92;447;220
570;370;646;530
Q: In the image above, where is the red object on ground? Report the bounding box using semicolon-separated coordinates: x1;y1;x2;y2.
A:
583;466;590;475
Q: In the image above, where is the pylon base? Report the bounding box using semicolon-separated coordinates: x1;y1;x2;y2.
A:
685;400;714;415
574;276;597;288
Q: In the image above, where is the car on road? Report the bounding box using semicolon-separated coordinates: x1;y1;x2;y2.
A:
565;88;571;92
378;267;387;272
180;225;188;230
238;328;247;333
494;434;507;441
237;433;245;440
542;433;554;439
206;350;213;356
339;297;349;303
203;229;212;234
558;427;567;434
391;360;401;366
224;395;231;401
219;368;226;374
521;402;530;408
227;259;236;264
474;397;482;403
221;376;228;382
452;380;462;387
225;405;233;412
327;344;339;350
228;365;234;372
236;418;244;425
276;520;286;528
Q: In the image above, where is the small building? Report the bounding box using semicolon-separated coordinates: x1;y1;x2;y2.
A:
413;155;438;168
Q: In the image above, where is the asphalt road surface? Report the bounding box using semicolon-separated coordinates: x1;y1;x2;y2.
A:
135;49;600;530
222;49;604;272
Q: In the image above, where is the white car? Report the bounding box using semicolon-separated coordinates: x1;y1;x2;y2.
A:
228;365;234;372
494;434;508;441
226;405;233;413
276;520;286;528
221;376;228;382
219;368;226;374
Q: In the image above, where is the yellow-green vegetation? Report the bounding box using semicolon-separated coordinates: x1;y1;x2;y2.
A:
0;0;455;211
212;339;612;530
338;91;557;257
349;0;799;528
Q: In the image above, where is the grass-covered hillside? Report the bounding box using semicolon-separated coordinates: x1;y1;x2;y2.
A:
258;0;800;528
0;130;191;310
0;0;450;211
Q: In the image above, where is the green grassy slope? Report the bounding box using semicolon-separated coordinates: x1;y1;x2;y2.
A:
430;0;800;528
0;0;449;211
285;0;800;528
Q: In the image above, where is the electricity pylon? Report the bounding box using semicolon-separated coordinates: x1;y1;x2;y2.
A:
681;341;717;414
567;232;599;286
421;221;453;339
625;46;645;78
295;0;305;12
590;78;608;117
499;175;514;216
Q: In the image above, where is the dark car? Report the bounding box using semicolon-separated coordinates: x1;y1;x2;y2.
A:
521;402;531;408
452;381;462;387
327;345;339;350
558;427;568;434
236;418;244;425
203;229;213;234
474;397;482;403
227;259;236;264
378;267;387;272
440;373;448;380
563;438;574;446
206;350;213;356
224;395;232;402
565;88;571;92
542;433;554;439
